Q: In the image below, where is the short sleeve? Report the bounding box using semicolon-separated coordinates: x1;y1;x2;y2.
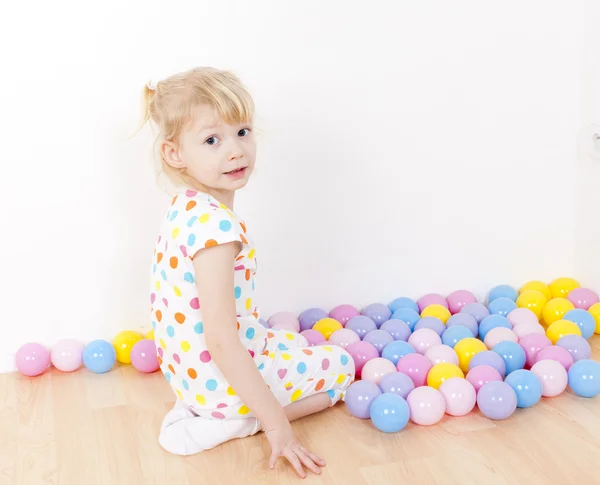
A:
167;191;249;260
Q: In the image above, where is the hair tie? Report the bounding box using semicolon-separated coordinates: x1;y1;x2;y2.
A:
146;80;158;91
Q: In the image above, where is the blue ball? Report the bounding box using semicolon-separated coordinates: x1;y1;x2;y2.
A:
389;297;419;314
369;393;410;433
487;297;518;318
564;309;596;340
479;315;512;341
505;369;543;408
83;339;116;374
382;340;416;366
441;325;474;348
568;359;600;398
488;285;518;303
492;340;526;374
391;308;420;331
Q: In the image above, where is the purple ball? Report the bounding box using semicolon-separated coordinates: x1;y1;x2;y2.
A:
258;318;270;328
298;307;328;332
379;372;415;399
363;330;394;355
345;380;382;418
413;316;445;336
460;303;490;325
446;313;479;337
476;381;517;420
362;303;392;328
380;319;412;341
346;315;377;339
468;350;507;377
556;335;592;362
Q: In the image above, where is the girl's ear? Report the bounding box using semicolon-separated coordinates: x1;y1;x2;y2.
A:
161;140;185;169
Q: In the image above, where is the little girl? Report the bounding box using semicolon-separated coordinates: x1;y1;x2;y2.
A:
143;67;355;478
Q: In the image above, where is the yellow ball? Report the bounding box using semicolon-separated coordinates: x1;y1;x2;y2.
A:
549;277;580;299
588;303;600;334
515;290;547;319
454;338;487;373
421;304;451;324
313;318;343;340
146;329;155;340
113;330;143;364
546;319;582;344
519;280;552;301
542;298;574;326
427;363;464;389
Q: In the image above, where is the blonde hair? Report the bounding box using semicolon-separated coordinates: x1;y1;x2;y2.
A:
140;67;255;186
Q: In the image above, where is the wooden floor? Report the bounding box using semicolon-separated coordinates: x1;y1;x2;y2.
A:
2;337;600;485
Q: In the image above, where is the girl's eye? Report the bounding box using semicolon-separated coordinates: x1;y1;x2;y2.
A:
238;128;251;137
205;136;220;146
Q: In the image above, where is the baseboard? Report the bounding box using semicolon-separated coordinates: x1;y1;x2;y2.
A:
0;352;16;374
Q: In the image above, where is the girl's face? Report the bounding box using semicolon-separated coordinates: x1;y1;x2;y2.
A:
163;104;256;197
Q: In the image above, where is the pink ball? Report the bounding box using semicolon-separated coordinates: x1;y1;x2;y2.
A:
131;339;160;373
15;343;50;377
466;365;502;392
425;344;459;366
360;358;397;385
328;328;360;349
439;377;476;416
329;304;360;326
50;339;84;372
346;341;379;377
396;353;432;387
407;386;446;425
271;322;298;332
567;287;599;310
268;312;300;332
417;293;448;313
530;359;568;397
507;308;539;327
484;327;518;350
519;334;552;368
300;329;326;347
513;322;546;339
408;328;442;355
534;345;574;371
446;290;477;315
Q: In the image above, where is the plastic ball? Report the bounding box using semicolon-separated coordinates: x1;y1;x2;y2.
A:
268;312;300;332
520;280;552;301
146;329;155;340
484;327;518;350
563;309;596;339
370;393;410;433
427;363;464;390
519;334;552;367
516;290;547;319
381;340;416;366
460;303;490;324
513;322;546;339
504;369;542;408
492;340;526;374
588;302;600;334
363;330;394;355
534;345;574;371
362;303;392;328
389;297;419;314
417;293;448;313
299;308;328;331
446;289;477;315
446;313;479;337
468;350;506;377
345;380;382;418
408;328;442;355
477;381;517;420
454;337;487;372
568;359;600;398
300;329;326;347
15;343;50;377
488;285;518;303
380;319;411;341
130;339;159;373
396;353;432;387
439;377;476;416
361;358;397;385
479;315;512;341
329;304;360;326
421;304;451;324
345;316;377;339
542;298;575;326
50;339;84;373
425;344;459;366
379;372;415;399
346;341;379;377
546;319;581;344
549;277;580;299
556;334;592;362
413;316;446;336
487;297;517;318
567;287;599;311
328;328;360;349
507;307;539;327
313;318;343;340
530;359;568;397
258;318;270;328
391;308;421;331
441;325;475;348
113;330;143;364
406;386;445;425
466;364;503;392
83;339;116;374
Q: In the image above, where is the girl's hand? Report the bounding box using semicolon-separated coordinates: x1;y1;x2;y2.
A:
265;421;326;478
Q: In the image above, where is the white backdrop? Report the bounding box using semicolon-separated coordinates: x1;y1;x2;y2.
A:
0;0;595;372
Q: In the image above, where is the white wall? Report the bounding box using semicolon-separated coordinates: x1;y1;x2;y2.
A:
0;0;588;372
